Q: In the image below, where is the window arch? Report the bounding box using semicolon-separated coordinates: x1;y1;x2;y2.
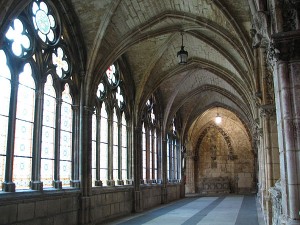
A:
142;95;160;184
92;62;130;187
167;117;181;183
1;0;76;192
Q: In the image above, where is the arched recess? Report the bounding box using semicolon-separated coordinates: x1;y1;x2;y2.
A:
185;108;256;195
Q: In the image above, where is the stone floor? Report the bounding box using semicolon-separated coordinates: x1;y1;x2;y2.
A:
104;194;265;225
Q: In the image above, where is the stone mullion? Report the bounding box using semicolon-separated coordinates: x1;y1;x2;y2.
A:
71;104;80;187
126;122;131;184
133;124;142;212
2;79;18;192
30;87;44;191
117;120;123;185
145;127;150;183
157;128;162;183
107;113;114;186
53;97;62;189
162;135;168;204
95;113;102;186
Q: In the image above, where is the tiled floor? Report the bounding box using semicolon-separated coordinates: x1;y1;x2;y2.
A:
105;195;264;225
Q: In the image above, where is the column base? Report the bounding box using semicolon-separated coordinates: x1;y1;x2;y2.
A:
94;180;103;186
71;180;80;188
126;179;133;185
2;182;15;192
107;180;115;187
30;181;43;191
117;180;124;185
53;180;62;189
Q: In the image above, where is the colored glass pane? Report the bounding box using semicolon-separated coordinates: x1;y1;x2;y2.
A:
14;63;35;190
121;115;127;181
60;84;72;186
41;75;56;187
100;106;108;185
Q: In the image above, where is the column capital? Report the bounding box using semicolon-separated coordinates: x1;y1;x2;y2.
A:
260;104;276;118
270;31;300;62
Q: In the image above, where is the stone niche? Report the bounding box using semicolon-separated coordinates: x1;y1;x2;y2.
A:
194;124;254;194
197;177;230;195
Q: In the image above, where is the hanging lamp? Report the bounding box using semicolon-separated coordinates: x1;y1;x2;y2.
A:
177;32;188;64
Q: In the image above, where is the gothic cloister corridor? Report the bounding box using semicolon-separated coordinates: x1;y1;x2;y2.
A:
0;0;299;225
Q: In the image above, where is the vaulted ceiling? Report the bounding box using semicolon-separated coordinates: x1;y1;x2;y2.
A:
70;0;256;142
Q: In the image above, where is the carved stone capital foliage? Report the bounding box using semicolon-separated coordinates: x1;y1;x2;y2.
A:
251;11;271;48
270;29;300;62
260;104;276;118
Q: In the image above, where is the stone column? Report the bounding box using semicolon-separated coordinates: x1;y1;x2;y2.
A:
271;33;300;224
71;104;80;188
78;105;93;225
133;125;142;212
53;97;62;189
30;88;44;191
161;137;168;203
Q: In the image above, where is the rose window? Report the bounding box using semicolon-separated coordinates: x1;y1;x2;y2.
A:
32;1;56;43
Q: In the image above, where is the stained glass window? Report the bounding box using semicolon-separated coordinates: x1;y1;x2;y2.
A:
167;135;170;180
142;124;146;181
52;47;70;78
113;109;118;181
153;130;157;180
41;75;56;187
60;84;72;186
149;130;152;180
106;64;116;85
100;105;108;186
32;1;57;43
5;19;31;57
92;112;97;186
121;114;127;181
13;63;35;189
0;50;11;184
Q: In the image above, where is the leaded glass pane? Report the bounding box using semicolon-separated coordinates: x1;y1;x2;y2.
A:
106;64;116;85
121;115;127;181
60;84;72;187
13;157;31;189
0;155;5;184
100;106;108;185
142;124;146;181
60;160;71;186
5;19;31;57
53;47;69;78
32;1;57;44
153;130;157;180
113;109;118;181
41;158;53;187
0;51;11;182
41;75;56;187
149;130;152;180
14;63;35;189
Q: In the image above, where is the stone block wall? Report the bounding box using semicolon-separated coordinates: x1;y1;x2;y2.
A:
167;183;181;202
142;185;162;210
91;186;134;224
0;190;80;225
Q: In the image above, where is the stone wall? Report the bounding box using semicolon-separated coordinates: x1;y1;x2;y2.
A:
0;189;80;225
142;185;162;210
0;184;183;225
91;186;134;224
